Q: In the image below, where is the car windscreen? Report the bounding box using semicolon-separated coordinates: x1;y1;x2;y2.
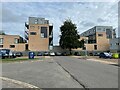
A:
0;50;10;54
104;53;110;56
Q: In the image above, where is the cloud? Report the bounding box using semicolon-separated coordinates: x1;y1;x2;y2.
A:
1;2;118;44
80;21;95;27
2;7;26;23
97;18;106;22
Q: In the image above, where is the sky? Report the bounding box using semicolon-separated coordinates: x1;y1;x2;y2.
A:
1;0;119;45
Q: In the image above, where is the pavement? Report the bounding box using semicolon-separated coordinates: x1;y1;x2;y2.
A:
1;76;40;88
2;79;34;88
72;56;119;65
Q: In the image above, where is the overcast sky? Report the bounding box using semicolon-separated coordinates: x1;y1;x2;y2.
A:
1;1;119;45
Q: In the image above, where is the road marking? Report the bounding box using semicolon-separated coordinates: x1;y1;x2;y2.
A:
0;76;40;88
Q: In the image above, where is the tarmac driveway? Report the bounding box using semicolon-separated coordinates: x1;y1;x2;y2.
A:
2;58;83;88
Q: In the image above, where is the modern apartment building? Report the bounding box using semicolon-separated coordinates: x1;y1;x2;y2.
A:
79;26;116;52
110;37;120;53
0;34;27;51
25;17;53;51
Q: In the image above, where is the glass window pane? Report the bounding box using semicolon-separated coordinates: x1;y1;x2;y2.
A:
0;38;3;44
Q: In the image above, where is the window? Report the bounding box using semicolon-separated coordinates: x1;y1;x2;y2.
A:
98;34;103;37
0;45;3;48
0;38;3;44
10;45;15;48
116;43;119;45
106;29;112;39
14;38;18;44
30;32;36;35
97;28;101;30
41;27;47;38
35;19;38;24
110;44;112;46
94;45;97;50
41;33;44;38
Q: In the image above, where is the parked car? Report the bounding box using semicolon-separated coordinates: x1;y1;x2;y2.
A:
55;52;62;56
43;52;49;56
15;52;23;57
0;49;16;59
63;52;71;56
99;52;112;59
62;52;67;56
37;52;43;56
94;53;100;56
50;52;55;56
89;53;93;56
74;52;81;56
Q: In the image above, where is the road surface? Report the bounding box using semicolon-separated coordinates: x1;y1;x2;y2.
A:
2;59;82;88
2;56;118;89
54;56;118;88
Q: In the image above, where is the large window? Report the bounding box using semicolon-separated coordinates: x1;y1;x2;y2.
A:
30;32;36;35
0;45;3;48
14;38;18;44
97;28;101;30
41;27;47;38
10;45;15;48
106;29;112;39
94;45;97;50
98;34;103;37
0;38;3;44
116;43;120;45
35;19;38;24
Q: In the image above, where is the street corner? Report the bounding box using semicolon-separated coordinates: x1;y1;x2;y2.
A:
1;77;40;89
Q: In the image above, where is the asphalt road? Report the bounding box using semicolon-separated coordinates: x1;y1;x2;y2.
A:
54;56;118;88
2;59;82;88
2;56;118;89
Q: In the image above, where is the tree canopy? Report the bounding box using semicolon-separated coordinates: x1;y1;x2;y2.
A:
59;19;84;54
0;31;6;35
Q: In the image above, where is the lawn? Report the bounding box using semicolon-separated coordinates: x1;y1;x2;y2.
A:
0;57;43;63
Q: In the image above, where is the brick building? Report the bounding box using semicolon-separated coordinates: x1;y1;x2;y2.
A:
25;17;53;51
75;26;116;52
0;35;27;51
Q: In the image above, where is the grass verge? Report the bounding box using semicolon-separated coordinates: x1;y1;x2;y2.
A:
0;57;42;63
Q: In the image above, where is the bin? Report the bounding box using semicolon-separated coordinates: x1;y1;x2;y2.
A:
29;52;35;59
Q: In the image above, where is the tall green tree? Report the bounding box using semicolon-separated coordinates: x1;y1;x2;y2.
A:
0;31;6;35
59;19;84;54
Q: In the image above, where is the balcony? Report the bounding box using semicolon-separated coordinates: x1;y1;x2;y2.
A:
25;22;29;29
25;22;29;40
